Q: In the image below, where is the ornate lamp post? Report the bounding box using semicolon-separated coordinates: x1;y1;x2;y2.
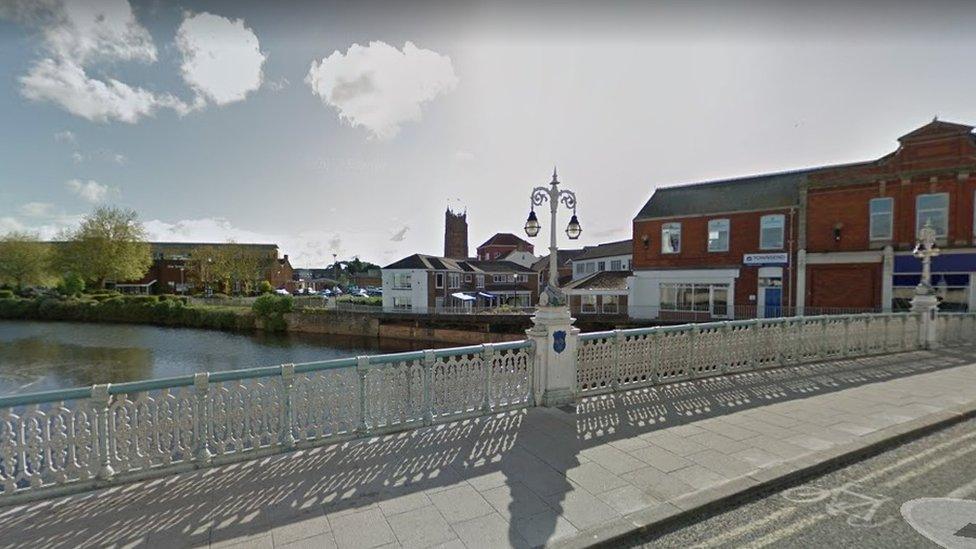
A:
524;167;581;307
911;219;941;348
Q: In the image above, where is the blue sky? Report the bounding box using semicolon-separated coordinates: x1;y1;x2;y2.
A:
3;1;976;267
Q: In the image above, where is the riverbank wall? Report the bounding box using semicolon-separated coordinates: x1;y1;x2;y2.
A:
284;310;529;345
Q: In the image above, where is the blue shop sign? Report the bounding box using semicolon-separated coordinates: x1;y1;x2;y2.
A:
894;253;976;273
893;274;970;287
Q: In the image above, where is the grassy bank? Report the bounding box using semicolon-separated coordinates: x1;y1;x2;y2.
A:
0;293;255;331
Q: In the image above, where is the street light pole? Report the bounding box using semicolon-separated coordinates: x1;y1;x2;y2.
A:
524;167;581;306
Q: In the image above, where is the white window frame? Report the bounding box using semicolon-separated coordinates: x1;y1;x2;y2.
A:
476;274;485;288
869;197;894;241
610;259;622;270
597;261;606;271
580;295;597;314
661;222;681;254
434;272;444;289
708;218;730;252
759;214;785;250
448;273;460;289
393;273;412;290
575;263;585;275
916;192;949;238
602;295;619;314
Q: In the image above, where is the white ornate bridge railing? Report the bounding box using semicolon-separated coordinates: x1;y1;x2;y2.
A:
576;312;928;395
937;312;976;346
0;340;533;504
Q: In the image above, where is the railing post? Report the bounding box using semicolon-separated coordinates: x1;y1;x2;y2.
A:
818;317;827;359
356;356;369;435
842;317;850;358
720;322;731;374
901;314;908;351
279;364;296;449
481;344;494;413
883;315;891;352
193;373;213;465
611;330;623;391
91;384;114;481
747;320;759;371
423;350;435;425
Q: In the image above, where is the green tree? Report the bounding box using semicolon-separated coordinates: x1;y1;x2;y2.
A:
57;207;152;289
258;280;273;294
0;232;53;289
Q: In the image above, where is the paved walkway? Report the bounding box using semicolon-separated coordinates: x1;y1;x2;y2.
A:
3;347;976;549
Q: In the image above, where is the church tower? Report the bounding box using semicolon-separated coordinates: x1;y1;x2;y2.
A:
444;207;469;259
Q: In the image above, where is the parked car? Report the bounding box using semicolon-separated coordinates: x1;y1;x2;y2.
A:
274;288;290;296
318;289;332;297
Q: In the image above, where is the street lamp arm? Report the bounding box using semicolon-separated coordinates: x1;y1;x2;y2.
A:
557;189;577;210
530;187;551;207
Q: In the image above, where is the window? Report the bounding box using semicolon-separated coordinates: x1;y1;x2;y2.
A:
602;295;619;314
869;198;894;241
659;283;730;317
661;222;681;254
464;274;472;282
708;219;730;252
760;215;785;250
393;296;412;309
516;274;528;283
575;263;585;275
434;273;444;289
610;259;622;270
597;261;606;271
448;273;460;289
393;273;412;289
580;295;597;313
916;193;949;238
476;275;485;288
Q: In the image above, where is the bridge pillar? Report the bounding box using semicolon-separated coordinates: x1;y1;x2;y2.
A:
911;294;940;349
526;305;579;407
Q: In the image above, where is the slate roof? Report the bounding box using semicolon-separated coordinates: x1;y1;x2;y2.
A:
383;254;534;273
477;233;533;249
531;249;586;272
574;239;632;261
564;270;632;291
634;168;813;221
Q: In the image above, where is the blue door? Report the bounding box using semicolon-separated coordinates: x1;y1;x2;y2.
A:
764;287;782;318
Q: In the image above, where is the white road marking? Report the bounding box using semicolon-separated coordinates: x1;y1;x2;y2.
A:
689;506;797;549
948;477;976;499
882;442;976;489
855;429;976;485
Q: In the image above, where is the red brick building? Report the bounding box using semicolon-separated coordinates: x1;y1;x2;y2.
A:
800;119;976;313
476;233;534;261
628;118;976;320
629;172;802;320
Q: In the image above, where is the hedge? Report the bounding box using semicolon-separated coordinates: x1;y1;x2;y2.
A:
0;296;255;331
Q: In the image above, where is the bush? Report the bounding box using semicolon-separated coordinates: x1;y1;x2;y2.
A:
211;293;230;300
252;294;293;332
0;290;13;299
258;281;273;295
59;273;85;297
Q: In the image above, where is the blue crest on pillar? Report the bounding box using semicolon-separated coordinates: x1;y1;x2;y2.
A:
553;330;566;354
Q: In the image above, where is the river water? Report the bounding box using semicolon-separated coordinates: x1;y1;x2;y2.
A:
0;320;438;396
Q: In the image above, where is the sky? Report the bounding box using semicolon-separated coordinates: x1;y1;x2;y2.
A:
3;0;976;268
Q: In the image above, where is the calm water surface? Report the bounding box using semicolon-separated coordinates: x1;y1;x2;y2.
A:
0;320;438;396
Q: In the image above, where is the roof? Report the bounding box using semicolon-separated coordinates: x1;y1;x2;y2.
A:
574;239;632;261
634;168;813;220
477;233;533;249
898;119;973;142
564;270;632;291
149;242;278;250
383;254;534;273
531;249;585;272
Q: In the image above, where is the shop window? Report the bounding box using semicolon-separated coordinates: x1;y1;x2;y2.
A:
916;193;948;238
708;219;730;252
760;215;785;250
662;223;681;254
660;282;731;316
869;198;893;240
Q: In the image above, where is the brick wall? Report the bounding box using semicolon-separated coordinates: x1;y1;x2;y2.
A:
806;263;881;310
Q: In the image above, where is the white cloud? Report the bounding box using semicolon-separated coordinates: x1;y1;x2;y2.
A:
390;226;410;242
19;202;56;217
306;41;458;140
54;129;76;144
71;151;84;162
176;12;266;106
454;150;475;162
65;178;115;202
0;217;26;234
267;77;289;92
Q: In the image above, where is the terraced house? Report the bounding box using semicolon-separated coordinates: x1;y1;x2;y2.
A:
382;254;539;312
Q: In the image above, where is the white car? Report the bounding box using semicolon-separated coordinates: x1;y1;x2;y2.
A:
274;288;290;296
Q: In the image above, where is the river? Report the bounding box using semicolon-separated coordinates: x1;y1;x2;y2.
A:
0;320;440;396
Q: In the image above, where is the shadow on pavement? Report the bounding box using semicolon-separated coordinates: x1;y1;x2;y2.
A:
0;346;971;548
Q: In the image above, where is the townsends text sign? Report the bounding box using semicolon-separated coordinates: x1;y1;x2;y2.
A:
743;253;789;266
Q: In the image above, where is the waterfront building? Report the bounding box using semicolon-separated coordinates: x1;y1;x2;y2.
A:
570;239;633;280
476;233;534;261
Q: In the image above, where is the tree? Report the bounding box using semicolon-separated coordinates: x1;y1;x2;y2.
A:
57;207;152;289
0;232;53;289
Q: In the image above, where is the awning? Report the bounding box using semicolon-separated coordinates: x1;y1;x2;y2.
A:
451;292;476;301
478;292;496;299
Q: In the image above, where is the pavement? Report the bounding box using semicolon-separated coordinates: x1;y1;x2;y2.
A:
3;346;976;549
620;415;976;548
